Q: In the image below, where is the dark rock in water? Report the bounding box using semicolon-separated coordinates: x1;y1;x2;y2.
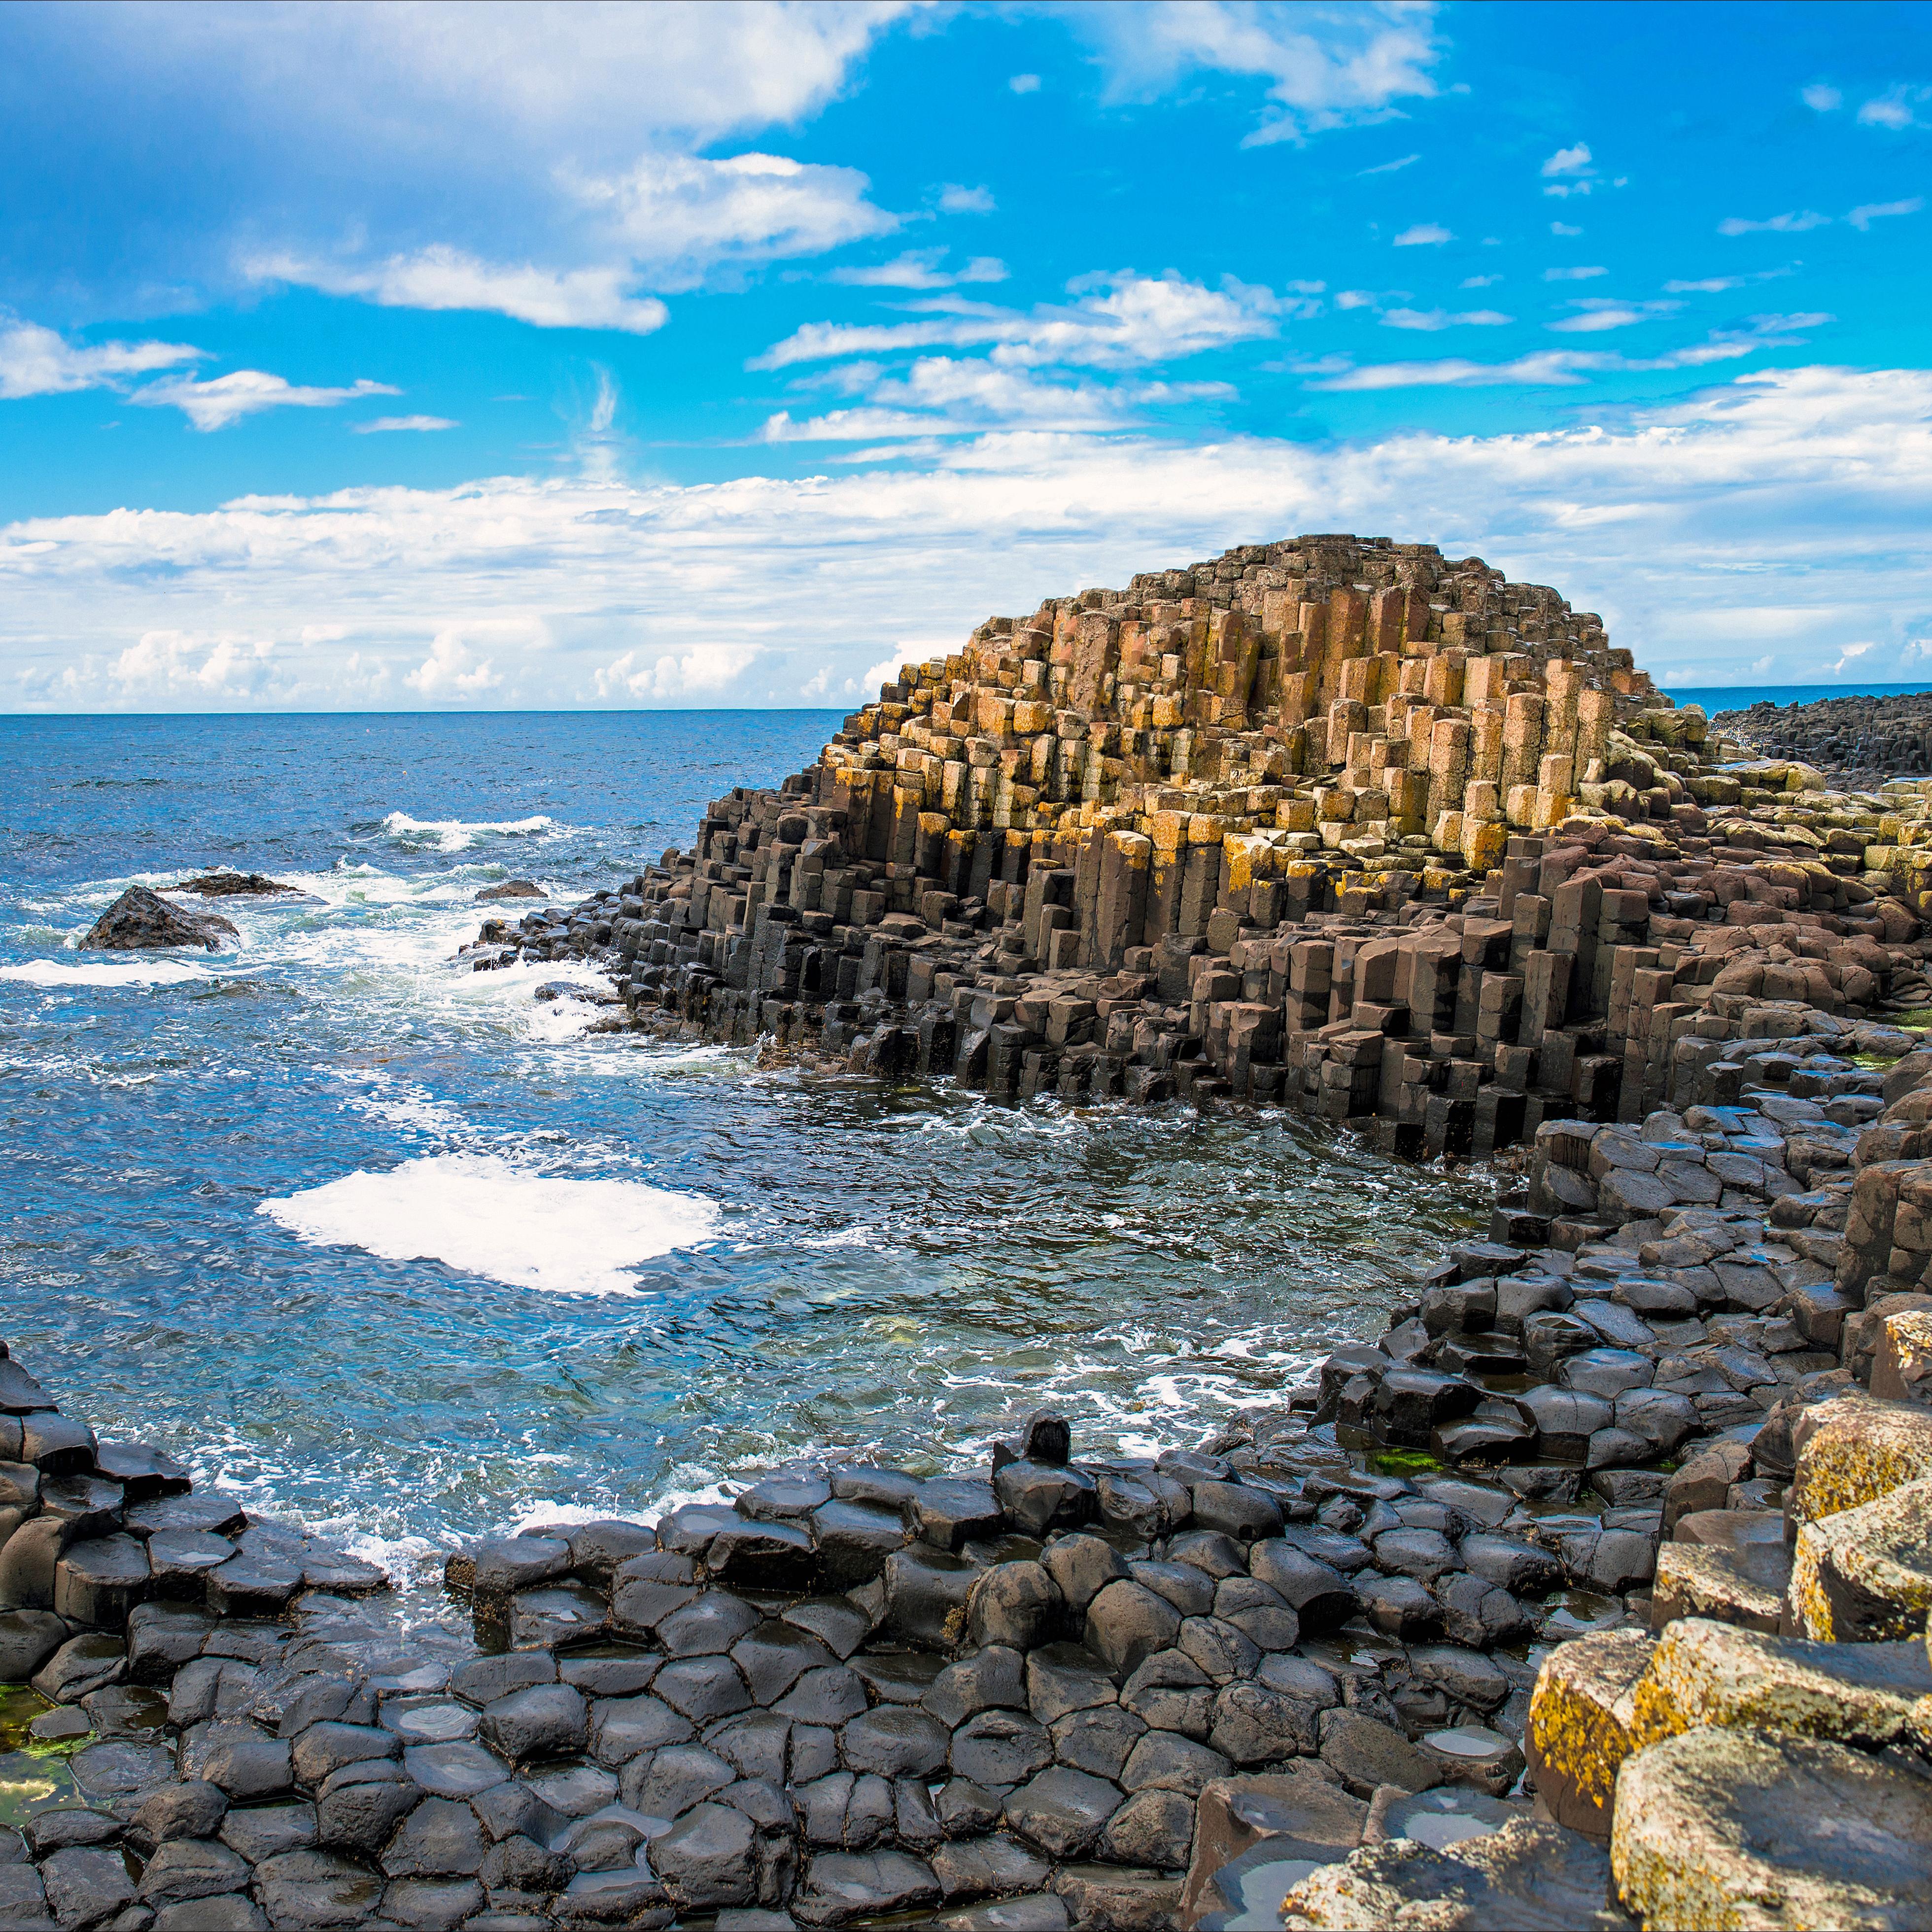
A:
173;871;294;897
83;885;237;951
476;879;545;901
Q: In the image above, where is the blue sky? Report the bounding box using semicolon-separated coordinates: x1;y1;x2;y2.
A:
1;0;1928;710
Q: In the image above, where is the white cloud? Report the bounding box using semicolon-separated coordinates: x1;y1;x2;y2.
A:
828;250;1007;290
1802;84;1842;112
1076;0;1444;145
754;272;1297;372
110;631;286;699
1848;197;1926;231
10;363;1932;705
1335;290;1379;310
0;316;204;401
354;415;459;434
1460;274;1502;289
1380;308;1512;330
406;631;505;699
936;184;996;215
1548;298;1681;334
131;372;401;432
1858;86;1930;130
1543;265;1608;281
249;247;671;334
1392;223;1452;246
26;3;913;319
1718;209;1831;236
1009;73;1041;95
1542;142;1593;176
1359;153;1420;175
1550;221;1584;237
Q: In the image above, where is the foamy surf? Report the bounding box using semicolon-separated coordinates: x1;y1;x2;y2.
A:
1;958;211;988
379;812;560;854
258;1153;720;1295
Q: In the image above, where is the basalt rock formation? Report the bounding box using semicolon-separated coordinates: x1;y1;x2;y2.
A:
172;872;298;897
1717;689;1932;786
82;885;238;952
472;533;1932;1160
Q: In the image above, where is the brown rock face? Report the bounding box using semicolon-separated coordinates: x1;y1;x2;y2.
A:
81;885;237;951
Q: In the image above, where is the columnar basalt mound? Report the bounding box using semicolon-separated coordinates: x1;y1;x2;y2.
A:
1717;690;1932;785
470;533;1932;1159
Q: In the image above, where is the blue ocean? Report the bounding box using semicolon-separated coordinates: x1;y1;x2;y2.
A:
0;713;1488;1587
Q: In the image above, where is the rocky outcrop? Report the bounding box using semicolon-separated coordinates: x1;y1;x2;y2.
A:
81;885;237;951
471;532;1932;1157
477;878;546;902
1717;690;1932;786
172;872;296;897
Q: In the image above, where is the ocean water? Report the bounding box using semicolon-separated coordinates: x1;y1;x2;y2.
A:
0;713;1491;1584
1666;681;1932;716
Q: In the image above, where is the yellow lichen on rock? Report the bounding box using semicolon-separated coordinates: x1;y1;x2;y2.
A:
1789;1474;1932;1642
1785;1392;1932;1531
1625;1616;1931;1751
1522;1626;1654;1836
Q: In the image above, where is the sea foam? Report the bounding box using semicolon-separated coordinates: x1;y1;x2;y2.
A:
380;812;558;854
259;1153;719;1295
0;959;210;988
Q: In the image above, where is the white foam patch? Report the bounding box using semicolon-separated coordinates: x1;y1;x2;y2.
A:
0;959;210;988
258;1153;719;1295
380;812;559;854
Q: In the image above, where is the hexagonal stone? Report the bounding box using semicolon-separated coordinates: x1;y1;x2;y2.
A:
929;1834;1052;1903
1051;1705;1144;1782
840;1708;948;1778
624;1743;735;1821
1247;1543;1357;1632
794;1849;940;1927
523;1759;618;1818
138;1836;253;1904
1208;1681;1323;1764
610;1551;702;1634
649;1801;758;1909
1176;1616;1262;1686
1002;1766;1123;1860
658;1591;762;1658
381;1795;485;1877
379;1876;485;1930
810;1501;912;1589
0;1608;69;1683
950;1710;1052;1788
1101;1787;1196;1869
401;1740;508;1799
781;1598;872;1660
589;1692;692;1767
924;1646;1026;1729
478;1684;587;1761
1083;1581;1180;1678
706;1710;791;1784
39;1845;136;1927
181;1721;292;1799
770;1665;863;1726
219;1802;316;1863
1187;1481;1283;1543
253;1849;386;1928
1026;1644;1117;1726
314;1760;422;1853
292;1721;398;1785
881;1546;979;1648
1316;1710;1438;1798
1120;1730;1229;1797
731;1624;835;1705
967;1563;1062;1652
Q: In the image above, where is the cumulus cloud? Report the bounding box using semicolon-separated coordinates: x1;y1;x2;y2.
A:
11;363;1931;704
1075;0;1444;146
132;372;402;432
1009;73;1041;95
0;316;204;400
1802;83;1842;112
1548;298;1682;334
936;184;996;214
1392;222;1453;246
1542;142;1592;176
405;632;504;699
754;272;1298;371
7;3;912;320
1544;265;1607;282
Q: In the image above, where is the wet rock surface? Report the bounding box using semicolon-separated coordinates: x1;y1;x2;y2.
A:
81;884;238;951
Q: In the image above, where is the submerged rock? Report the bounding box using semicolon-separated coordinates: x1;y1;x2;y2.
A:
476;878;545;901
82;885;237;951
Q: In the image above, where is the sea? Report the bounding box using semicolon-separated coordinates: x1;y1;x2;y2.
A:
0;713;1492;1588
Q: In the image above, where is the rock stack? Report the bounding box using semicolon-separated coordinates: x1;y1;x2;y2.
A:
471;534;1932;1159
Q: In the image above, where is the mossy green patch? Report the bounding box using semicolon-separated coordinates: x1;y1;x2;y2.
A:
1370;1448;1442;1477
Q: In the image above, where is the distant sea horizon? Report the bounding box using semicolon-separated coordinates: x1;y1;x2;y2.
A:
7;683;1932;724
